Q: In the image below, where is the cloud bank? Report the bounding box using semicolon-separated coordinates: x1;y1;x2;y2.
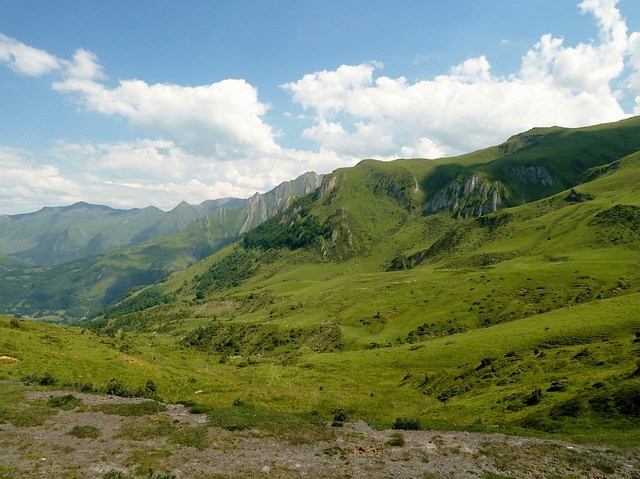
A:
281;0;633;158
1;0;640;214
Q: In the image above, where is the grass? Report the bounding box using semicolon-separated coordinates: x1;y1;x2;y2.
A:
386;432;405;447
0;403;57;428
69;425;101;438
117;417;176;441
167;425;209;450
48;394;82;410
188;402;334;445
117;418;209;450
123;451;175;478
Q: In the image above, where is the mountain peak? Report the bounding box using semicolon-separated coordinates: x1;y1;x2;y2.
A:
171;201;192;212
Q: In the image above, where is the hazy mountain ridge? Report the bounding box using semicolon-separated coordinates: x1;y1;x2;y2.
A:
0;198;246;266
0;172;323;319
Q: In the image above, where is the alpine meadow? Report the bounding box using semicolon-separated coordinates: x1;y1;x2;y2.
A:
2;116;640;477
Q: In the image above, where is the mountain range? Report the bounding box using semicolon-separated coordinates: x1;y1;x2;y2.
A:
2;116;640;449
0;171;322;319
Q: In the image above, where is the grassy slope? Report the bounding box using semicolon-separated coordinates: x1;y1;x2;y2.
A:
3;119;640;447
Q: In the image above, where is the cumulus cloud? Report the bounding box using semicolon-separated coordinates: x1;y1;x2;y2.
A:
0;138;345;214
0;147;80;213
53;75;280;159
0;35;279;163
64;49;106;80
282;0;636;158
0;33;61;76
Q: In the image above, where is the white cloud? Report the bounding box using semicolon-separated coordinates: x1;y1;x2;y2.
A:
284;63;381;118
401;138;446;159
282;0;635;158
64;49;106;80
0;147;80;213
449;56;493;83
53;75;280;159
283;56;626;157
0;33;61;76
0;138;344;214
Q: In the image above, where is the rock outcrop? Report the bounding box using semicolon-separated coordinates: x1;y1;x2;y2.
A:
239;172;323;234
510;165;553;186
425;174;505;218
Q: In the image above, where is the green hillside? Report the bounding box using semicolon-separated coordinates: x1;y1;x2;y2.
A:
0;172;322;320
3;117;640;448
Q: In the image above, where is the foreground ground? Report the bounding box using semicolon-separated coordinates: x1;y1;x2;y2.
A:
1;389;639;479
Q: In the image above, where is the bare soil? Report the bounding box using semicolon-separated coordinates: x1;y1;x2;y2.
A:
1;390;639;478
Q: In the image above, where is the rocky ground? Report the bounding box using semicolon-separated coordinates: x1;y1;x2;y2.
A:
1;390;639;478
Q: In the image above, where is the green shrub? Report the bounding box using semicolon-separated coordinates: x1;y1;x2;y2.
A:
393;417;421;430
103;378;158;399
595;462;616;474
102;286;176;319
524;388;543;406
589;384;640;418
21;371;57;386
519;414;560;433
547;380;568;392
612;384;640;417
193;248;256;293
550;397;583;419
332;408;348;423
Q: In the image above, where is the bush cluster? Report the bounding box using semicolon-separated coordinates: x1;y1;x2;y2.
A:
393;417;421;430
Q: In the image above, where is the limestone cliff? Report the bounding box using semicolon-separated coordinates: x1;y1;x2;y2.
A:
424;174;506;218
239;172;323;234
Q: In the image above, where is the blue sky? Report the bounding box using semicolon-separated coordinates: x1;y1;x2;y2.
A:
1;0;640;214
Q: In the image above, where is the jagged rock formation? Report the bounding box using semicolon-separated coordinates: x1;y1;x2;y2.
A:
565;188;595;203
510;165;553;186
239;172;323;234
424;174;505;218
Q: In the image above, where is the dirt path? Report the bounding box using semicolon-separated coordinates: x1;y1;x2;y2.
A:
0;390;639;478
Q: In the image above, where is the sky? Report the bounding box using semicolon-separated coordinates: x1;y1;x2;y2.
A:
2;0;640;215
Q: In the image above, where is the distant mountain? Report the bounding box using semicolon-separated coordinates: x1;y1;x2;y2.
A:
0;172;323;319
0;198;246;266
